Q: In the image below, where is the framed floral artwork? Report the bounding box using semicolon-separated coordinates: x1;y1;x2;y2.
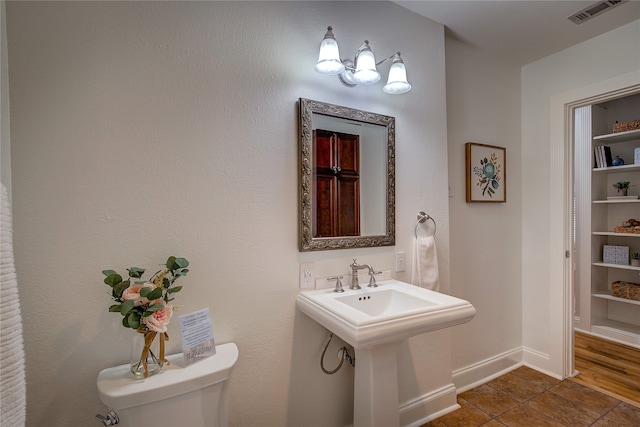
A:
465;142;506;203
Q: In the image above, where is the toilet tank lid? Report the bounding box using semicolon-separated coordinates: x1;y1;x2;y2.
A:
97;342;239;410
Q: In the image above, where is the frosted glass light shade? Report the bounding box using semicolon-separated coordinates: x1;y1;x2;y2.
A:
315;27;345;75
352;43;380;85
383;54;411;94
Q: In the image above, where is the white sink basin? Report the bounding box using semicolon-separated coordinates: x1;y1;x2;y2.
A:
335;288;436;321
296;279;476;349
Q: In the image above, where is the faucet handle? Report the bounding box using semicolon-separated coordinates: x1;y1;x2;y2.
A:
328;276;344;293
368;270;382;287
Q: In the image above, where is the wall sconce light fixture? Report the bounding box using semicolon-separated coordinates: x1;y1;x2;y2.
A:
315;26;411;94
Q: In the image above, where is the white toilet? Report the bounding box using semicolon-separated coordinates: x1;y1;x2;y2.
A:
96;342;238;427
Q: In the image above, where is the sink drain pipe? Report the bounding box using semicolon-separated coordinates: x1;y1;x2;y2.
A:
320;333;355;374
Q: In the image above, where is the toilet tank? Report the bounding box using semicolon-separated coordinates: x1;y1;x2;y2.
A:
97;342;238;427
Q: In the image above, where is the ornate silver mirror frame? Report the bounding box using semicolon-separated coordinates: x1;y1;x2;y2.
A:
298;98;395;251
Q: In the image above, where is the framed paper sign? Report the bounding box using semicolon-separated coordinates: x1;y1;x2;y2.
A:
465;142;506;203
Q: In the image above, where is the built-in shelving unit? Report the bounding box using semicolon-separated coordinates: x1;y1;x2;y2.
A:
581;111;640;348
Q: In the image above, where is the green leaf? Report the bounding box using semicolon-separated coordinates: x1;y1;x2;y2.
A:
126;312;141;329
128;267;145;278
174;258;189;268
103;273;123;287
120;299;135;316
139;287;152;298
142;304;163;317
166;256;189;271
112;280;130;299
102;269;117;277
122;316;130;328
146;287;163;301
108;304;122;313
167;285;182;294
166;256;177;270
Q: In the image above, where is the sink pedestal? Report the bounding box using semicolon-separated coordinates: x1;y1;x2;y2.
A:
353;342;402;427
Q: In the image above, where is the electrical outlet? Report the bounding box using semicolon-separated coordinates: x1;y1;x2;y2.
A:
300;262;315;289
395;252;406;272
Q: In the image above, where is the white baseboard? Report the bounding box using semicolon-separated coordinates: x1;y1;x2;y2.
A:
521;346;562;380
400;383;459;427
401;346;562;426
452;347;523;393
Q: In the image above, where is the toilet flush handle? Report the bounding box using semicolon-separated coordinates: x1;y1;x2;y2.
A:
95;410;119;425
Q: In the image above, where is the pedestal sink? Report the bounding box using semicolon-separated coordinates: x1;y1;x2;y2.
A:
296;280;476;427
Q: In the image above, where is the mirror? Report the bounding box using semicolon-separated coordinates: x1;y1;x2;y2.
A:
298;98;395;251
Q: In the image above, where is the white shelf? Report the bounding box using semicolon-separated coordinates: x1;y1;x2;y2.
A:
593;163;640;173
592;262;640;271
593;128;640;143
593;198;640;203
593;292;640;306
590;322;640;349
593;232;640;237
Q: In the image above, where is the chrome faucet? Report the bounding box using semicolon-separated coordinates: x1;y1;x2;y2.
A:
349;259;371;290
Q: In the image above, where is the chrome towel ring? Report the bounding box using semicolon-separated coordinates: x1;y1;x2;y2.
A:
414;211;436;238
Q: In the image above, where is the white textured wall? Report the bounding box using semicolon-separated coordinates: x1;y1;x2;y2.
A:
521;20;640;373
445;38;522;377
6;2;452;426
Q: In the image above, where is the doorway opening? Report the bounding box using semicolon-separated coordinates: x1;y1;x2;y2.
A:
549;71;640;381
570;90;640;403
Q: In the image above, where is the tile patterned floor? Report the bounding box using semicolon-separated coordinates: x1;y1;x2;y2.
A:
423;366;640;427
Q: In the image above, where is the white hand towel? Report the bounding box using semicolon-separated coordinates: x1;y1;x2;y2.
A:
1;183;26;427
411;235;439;291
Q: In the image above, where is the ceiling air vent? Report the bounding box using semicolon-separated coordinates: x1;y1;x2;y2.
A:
567;0;628;24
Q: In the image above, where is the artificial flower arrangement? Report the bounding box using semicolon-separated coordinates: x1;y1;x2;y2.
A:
102;256;189;378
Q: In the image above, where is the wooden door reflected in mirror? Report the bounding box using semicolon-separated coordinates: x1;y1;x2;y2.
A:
313;129;360;237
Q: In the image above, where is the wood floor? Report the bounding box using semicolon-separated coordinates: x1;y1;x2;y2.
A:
572;330;640;407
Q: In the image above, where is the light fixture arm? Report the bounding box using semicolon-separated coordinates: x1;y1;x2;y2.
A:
375;52;402;67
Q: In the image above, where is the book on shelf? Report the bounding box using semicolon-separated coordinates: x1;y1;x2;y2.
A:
594;145;612;168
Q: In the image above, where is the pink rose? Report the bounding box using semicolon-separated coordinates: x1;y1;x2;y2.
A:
143;300;173;333
121;282;155;306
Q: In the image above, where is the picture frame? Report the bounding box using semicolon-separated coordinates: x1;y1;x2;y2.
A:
465;142;506;203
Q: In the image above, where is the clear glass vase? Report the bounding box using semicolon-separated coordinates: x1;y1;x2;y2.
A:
130;332;163;379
